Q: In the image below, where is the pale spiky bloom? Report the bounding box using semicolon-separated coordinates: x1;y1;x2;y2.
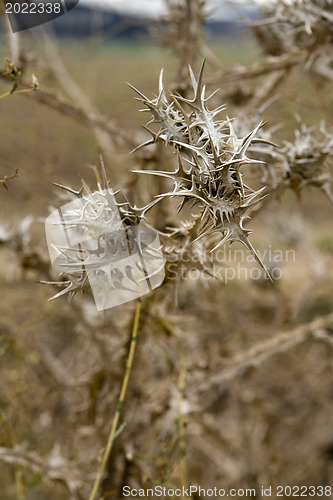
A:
253;0;333;50
45;64;276;303
131;62;272;276
44;165;165;307
45;172;135;300
234;116;333;203
281;120;333;202
252;0;333;78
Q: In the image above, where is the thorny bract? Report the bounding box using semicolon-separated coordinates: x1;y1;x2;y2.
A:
45;63;279;306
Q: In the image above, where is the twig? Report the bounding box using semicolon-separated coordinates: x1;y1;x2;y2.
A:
194;312;333;394
162;0;207;91
246;69;289;113
88;298;142;500
0;70;135;148
0;168;18;190
40;28;117;162
0;445;87;495
206;49;308;85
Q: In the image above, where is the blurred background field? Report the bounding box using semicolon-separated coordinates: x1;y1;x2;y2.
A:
0;2;333;498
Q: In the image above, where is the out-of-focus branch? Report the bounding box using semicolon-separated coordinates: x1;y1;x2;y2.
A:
0;411;25;500
0;445;89;496
0;168;18;190
40;29;117;163
194;312;333;394
0;69;135;150
207;49;308;85
246;69;289;112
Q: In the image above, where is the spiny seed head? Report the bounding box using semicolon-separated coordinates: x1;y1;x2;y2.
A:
45;162;148;302
132;62;273;277
253;0;333;52
282;120;333;202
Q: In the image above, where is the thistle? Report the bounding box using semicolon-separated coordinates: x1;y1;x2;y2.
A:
252;0;333;78
44;64;277;306
282;120;333;203
131;62;272;277
44;163;165;309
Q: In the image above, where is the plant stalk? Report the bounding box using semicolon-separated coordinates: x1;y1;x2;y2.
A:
88;298;142;500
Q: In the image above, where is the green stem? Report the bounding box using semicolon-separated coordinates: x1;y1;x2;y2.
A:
88;298;142;500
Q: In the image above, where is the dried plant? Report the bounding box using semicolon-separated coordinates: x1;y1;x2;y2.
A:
281;120;333;202
43;167;142;302
158;0;208;89
1;1;333;499
253;0;333;80
247;118;333;204
0;167;18;190
254;0;333;51
43;63;279;303
131;63;273;276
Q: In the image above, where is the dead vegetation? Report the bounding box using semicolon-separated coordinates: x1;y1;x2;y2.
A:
0;1;333;499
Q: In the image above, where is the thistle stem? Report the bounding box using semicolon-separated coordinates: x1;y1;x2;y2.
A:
177;338;187;496
158;315;188;495
88;298;142;500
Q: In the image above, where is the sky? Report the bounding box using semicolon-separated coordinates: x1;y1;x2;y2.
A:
78;0;264;21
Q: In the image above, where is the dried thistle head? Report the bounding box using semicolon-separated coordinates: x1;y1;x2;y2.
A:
44;163;165;309
131;62;273;277
232;115;333;204
252;0;333;79
281;119;333;202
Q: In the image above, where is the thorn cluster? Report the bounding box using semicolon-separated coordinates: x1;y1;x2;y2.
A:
45;162;145;301
253;0;333;78
131;62;272;276
282;120;333;202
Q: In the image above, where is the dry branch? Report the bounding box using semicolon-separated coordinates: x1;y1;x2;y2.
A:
0;168;18;190
40;30;117;163
0;69;135;150
207;49;308;85
194;312;333;394
0;446;89;496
